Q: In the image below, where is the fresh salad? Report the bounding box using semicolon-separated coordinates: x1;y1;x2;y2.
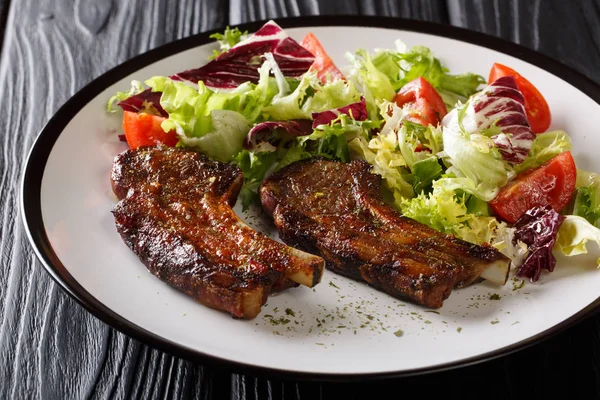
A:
107;20;600;283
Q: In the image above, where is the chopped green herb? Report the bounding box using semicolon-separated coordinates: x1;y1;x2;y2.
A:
512;279;525;291
425;310;440;314
489;293;502;300
457;327;462;333
424;320;432;324
394;329;404;337
329;281;340;289
285;308;295;317
512;321;520;325
491;320;500;325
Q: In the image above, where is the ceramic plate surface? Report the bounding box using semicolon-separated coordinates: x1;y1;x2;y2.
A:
21;16;600;380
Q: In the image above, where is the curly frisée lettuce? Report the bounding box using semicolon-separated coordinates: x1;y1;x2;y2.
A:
349;101;444;204
399;180;514;247
208;26;249;59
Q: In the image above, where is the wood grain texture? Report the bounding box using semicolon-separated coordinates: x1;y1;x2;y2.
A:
448;0;600;83
2;0;600;399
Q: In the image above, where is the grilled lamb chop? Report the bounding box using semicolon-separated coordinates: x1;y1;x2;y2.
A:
111;146;324;319
260;158;511;309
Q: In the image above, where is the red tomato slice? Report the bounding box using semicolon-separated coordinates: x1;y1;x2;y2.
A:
489;151;576;223
300;32;344;83
393;77;448;126
122;111;178;149
403;98;439;126
488;63;551;133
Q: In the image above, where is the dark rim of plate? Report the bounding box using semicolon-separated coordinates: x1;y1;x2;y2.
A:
20;15;600;382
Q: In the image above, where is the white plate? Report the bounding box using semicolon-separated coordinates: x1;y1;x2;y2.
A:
21;16;600;380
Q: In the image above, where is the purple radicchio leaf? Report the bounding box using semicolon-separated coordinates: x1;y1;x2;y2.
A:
182;21;314;89
472;76;536;164
118;20;314;114
243;120;313;151
117;89;168;117
513;204;566;282
173;20;314;89
311;98;368;128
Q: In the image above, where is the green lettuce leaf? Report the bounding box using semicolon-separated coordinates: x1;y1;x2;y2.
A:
209;26;249;59
411;157;442;195
441;126;511;201
301;114;372;162
146;77;253;162
514;130;572;174
262;68;362;121
345;48;397;119
555;215;600;266
235;150;278;209
181;110;251;162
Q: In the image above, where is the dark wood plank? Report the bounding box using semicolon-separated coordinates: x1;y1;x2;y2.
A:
0;0;10;58
230;0;448;24
448;0;600;83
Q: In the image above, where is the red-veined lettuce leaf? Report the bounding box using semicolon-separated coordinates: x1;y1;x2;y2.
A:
441;75;536;164
311;98;368;128
243;120;313;151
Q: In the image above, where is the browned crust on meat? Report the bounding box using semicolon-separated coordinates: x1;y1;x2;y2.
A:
260;157;511;309
111;146;324;319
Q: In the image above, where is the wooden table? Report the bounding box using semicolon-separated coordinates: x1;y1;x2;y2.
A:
3;0;600;398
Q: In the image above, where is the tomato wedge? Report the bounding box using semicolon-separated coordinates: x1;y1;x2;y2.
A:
122;111;178;149
489;151;576;223
393;77;448;127
488;63;551;133
300;32;344;83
